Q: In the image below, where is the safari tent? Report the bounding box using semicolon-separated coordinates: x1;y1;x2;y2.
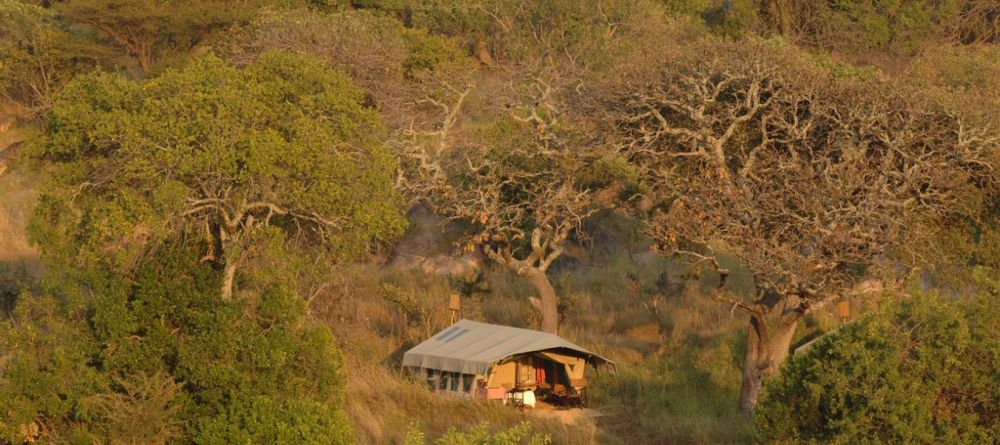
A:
402;319;616;406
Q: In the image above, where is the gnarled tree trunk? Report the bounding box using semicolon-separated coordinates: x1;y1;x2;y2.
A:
483;228;570;335
523;269;559;334
214;222;243;302
738;299;807;415
220;256;238;301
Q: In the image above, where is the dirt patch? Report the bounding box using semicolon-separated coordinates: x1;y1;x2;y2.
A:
531;407;603;426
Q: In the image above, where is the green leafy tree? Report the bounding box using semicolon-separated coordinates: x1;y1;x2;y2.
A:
756;288;1000;443
0;244;354;444
752;0;995;55
29;51;405;301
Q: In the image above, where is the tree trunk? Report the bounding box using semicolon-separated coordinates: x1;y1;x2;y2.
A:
220;255;238;301
523;269;559;334
738;311;800;415
762;0;793;35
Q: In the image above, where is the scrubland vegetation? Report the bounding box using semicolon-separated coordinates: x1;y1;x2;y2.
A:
1;0;998;444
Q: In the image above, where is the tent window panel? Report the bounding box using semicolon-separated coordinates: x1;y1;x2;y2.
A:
435;326;460;341
426;369;437;391
438;372;449;391
450;372;459;391
462;374;473;393
444;328;469;342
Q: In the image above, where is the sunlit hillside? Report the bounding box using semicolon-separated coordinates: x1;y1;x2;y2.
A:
1;1;997;444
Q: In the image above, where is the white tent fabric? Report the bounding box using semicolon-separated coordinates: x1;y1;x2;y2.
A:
402;319;615;375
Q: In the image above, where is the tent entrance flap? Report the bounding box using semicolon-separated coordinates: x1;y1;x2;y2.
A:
485;352;579;390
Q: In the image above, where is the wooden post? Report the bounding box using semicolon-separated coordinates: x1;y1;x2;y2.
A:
448;293;461;324
837;300;850;324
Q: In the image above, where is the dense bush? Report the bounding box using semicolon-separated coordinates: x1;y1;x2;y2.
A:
659;1;998;55
0;245;352;444
908;44;1000;98
756;289;1000;443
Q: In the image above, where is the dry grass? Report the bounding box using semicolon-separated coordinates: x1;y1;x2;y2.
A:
313;267;599;444
309;239;821;444
339;336;597;444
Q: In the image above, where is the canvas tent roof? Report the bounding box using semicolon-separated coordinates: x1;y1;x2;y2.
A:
402;319;616;375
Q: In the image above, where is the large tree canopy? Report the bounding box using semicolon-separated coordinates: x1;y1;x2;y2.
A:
608;38;998;414
29;51;406;300
399;78;597;334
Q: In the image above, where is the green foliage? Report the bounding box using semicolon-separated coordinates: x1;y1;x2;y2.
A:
391;0;666;73
194;396;352;444
667;1;995;55
657;0;759;37
28;51;404;285
577;155;645;200
0;292;107;444
218;7;470;102
0;0;99;110
909;44;1000;95
659;0;716;17
0;244;353;444
405;422;552;445
810;0;959;54
756;292;1000;443
0;262;33;315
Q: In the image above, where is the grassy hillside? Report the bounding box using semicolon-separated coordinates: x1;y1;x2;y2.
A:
0;1;996;443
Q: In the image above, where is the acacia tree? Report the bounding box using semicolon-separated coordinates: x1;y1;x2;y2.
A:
393;0;675;334
30;51;405;301
52;0;270;74
609;40;997;414
400;77;596;334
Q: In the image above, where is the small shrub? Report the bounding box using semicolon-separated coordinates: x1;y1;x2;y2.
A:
85;372;186;445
